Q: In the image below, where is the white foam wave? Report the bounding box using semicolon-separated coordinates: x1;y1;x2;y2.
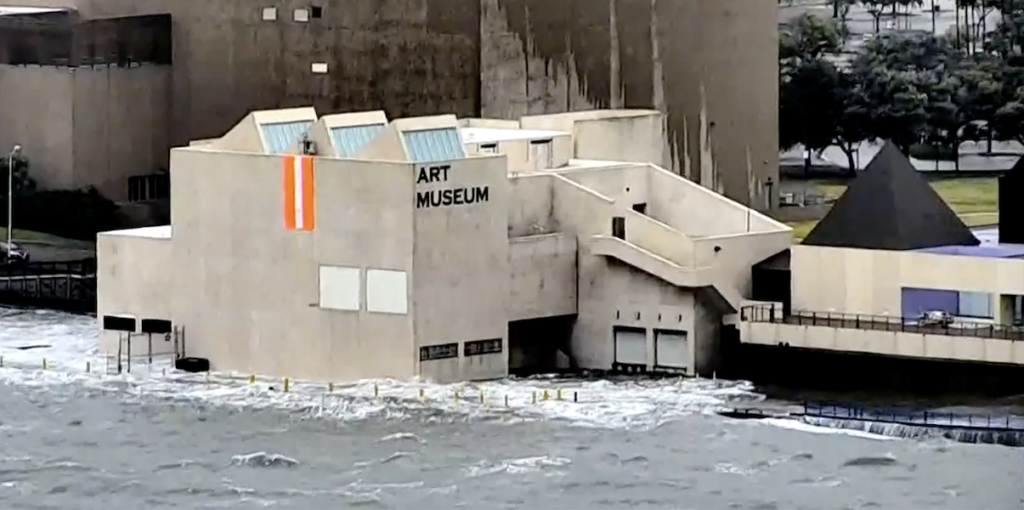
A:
0;308;765;431
463;455;571;477
229;452;300;468
759;418;895;441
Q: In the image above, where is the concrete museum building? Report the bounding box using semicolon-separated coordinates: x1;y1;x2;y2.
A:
97;108;790;382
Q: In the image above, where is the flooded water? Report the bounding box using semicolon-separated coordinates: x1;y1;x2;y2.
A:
0;308;1021;509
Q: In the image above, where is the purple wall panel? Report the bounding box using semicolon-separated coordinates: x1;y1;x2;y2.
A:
901;287;958;318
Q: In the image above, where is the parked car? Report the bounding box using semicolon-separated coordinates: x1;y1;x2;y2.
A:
918;310;954;328
0;241;29;263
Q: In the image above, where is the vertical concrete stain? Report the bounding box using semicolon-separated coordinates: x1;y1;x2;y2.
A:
490;0;777;206
12;0;777;207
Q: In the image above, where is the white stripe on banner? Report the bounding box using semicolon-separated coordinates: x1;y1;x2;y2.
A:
293;156;305;230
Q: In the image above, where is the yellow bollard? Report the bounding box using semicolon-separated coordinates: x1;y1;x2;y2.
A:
85;361;91;373
418;388;426;400
283;378;290;392
531;391;537;404
556;388;563;401
542;389;550;401
249;374;256;385
454;389;461;402
328;382;334;393
373;384;379;398
42;358;48;370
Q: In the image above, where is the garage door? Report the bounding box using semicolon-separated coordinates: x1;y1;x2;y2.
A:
614;327;647;365
655;330;689;371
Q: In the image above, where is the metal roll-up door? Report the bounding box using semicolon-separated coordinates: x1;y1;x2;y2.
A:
655;330;690;371
614;327;647;366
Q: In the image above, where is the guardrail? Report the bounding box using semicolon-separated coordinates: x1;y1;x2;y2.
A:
740;304;1024;341
0;258;96;313
803;402;1024;431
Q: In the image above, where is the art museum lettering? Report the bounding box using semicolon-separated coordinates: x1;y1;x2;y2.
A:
415;164;489;209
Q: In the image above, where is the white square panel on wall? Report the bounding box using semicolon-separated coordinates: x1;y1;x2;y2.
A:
319;266;361;311
367;269;408;314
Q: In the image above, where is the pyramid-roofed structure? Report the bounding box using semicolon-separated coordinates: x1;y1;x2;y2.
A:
801;141;979;250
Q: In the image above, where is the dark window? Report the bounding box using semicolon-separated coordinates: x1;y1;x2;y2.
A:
612;216;625;239
127;173;170;202
420;343;458;361
310;5;323;18
632;203;647;214
464;338;502;356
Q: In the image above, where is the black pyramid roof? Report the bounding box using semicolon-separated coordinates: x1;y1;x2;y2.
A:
801;141;980;250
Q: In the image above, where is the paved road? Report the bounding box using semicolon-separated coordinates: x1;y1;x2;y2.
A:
782;141;1023;174
781;0;1000;40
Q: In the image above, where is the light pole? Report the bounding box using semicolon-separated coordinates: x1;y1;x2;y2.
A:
6;144;21;263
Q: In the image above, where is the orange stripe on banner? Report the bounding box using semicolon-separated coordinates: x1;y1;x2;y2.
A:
283;156;297;230
301;156;316;231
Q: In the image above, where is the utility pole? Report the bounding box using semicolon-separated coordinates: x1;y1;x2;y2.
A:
6;144;21;262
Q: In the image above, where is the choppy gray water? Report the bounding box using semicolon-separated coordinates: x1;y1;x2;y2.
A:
0;309;1022;509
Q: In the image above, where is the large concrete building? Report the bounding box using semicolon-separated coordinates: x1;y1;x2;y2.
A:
0;0;777;209
96;108;790;382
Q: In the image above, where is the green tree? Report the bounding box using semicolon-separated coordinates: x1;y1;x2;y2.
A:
832;71;873;175
0;155;36;197
779;13;847;173
780;59;844;157
780;13;846;70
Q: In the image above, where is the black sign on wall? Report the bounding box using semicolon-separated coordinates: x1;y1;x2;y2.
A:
140;318;172;335
102;315;137;332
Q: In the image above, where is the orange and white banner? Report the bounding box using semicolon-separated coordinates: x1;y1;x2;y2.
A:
283;155;316;231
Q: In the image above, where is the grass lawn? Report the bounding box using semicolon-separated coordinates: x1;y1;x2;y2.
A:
788;177;998;241
0;227;94;248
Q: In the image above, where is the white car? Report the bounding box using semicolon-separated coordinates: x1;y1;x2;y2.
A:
918;310;954;327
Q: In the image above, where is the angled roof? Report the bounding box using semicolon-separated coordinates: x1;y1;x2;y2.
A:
801;141;979;250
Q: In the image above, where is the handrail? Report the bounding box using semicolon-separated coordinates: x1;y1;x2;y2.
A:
0;258;96;278
803;402;1024;432
740;304;1024;341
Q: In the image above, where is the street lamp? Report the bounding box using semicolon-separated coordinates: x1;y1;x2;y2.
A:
6;144;21;263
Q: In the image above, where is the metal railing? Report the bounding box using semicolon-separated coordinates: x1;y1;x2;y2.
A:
0;258;96;313
741;304;1024;341
803;402;1024;432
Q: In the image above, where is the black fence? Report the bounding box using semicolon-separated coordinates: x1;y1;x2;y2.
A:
0;258;96;313
803;402;1024;432
741;304;1024;341
0;13;171;66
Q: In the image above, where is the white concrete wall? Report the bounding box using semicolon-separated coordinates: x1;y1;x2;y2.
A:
508;234;578;321
412;155;510;382
96;232;175;357
168;148;416;382
792;245;1024;317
